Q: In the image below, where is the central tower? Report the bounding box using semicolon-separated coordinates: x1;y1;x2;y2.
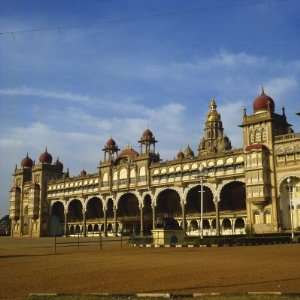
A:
198;98;232;156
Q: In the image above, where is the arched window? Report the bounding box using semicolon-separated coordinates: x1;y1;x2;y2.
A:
255;129;261;143
250;130;254;144
139;166;146;177
113;171;118;181
119;168;127;180
264;210;271;224
254;211;260;224
102;172;108;182
261;128;267;142
130;169;136;178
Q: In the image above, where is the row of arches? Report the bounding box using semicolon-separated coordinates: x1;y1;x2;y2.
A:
187;218;245;235
64;217;246;236
50;181;246;236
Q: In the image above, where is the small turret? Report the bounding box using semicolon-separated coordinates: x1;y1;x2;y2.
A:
102;138;119;161
139;128;157;154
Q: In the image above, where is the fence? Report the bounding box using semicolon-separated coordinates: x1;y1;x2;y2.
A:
53;232;126;254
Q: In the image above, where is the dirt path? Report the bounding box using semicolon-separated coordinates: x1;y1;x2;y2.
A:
1;238;300;300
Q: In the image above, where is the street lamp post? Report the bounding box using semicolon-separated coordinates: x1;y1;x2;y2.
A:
287;177;295;240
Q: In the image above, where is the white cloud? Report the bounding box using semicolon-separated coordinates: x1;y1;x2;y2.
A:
1;50;300;214
0;87;93;105
210;51;265;67
0;100;192;213
265;77;298;106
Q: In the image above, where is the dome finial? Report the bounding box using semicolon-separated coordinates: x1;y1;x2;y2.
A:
261;86;265;95
210;97;217;110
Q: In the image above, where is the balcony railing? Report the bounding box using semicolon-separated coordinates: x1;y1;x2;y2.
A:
275;132;300;142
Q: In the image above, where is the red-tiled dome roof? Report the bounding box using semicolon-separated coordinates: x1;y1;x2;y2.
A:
106;138;116;147
21;153;33;168
143;129;154;139
39;147;52;164
104;137;119;151
118;147;139;159
140;128;156;143
253;89;275;113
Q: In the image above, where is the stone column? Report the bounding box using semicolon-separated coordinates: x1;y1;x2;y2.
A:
82;207;87;237
232;218;235;235
113;206;117;237
181;201;186;232
152;204;156;230
64;210;68;237
103;208;107;237
140;204;144;237
215;199;220;236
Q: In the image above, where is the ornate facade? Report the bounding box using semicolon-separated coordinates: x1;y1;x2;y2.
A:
9;90;300;237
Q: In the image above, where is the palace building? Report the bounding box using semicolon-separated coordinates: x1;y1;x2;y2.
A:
9;89;300;237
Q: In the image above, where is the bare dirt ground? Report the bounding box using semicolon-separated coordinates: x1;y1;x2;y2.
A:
1;237;300;300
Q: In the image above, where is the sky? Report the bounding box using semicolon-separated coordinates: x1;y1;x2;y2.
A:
0;0;300;215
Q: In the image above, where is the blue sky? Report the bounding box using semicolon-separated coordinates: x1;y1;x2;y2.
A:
1;0;300;214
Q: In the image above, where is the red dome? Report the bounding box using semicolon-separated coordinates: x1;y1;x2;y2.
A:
140;128;156;143
104;137;119;151
39;148;52;164
21;153;33;168
142;129;153;139
118;147;139;159
253;89;275;113
106;138;116;147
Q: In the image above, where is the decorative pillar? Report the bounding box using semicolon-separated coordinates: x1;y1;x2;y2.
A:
232;218;235;235
113;206;117;237
64;209;68;237
152;203;156;230
82;207;87;237
140;203;144;237
103;208;107;237
215;199;220;236
181;201;186;232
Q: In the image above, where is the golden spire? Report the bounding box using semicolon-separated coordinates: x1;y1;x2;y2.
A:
207;97;220;122
209;97;217;111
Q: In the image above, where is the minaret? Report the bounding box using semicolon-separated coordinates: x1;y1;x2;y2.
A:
198;98;231;156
